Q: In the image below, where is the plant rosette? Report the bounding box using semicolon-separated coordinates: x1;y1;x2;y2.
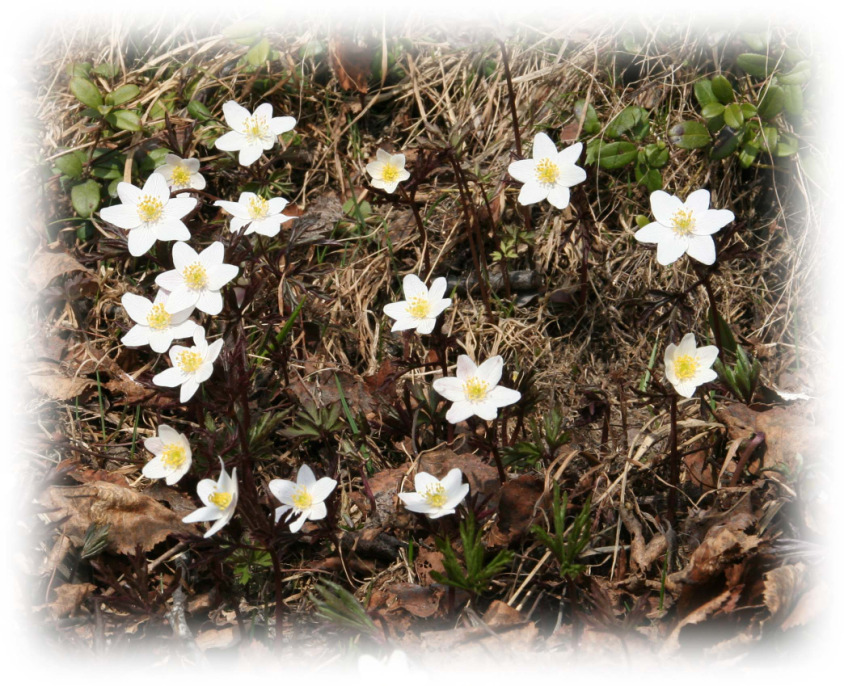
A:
142;424;192;485
383;274;452;335
269;464;337;533
214;101;296;167
182;458;238;538
152;327;224;403
397;468;469;519
664;332;719;398
432;354;521;423
634;189;735;266
214;192;295;237
155;241;239;315
120;289;198;353
507;132;586;209
100;172;196;257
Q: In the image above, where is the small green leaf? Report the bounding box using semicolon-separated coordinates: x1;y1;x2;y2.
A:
93;63;120;79
694;80;717;108
106;109;142;131
574;99;600;135
592;141;637;169
636;167;663;192
740;103;758;119
757;85;785;119
708;308;737;357
606;106;649;140
709;126;744;160
759;126;779;152
55;152;84;180
643;143;669;168
774;133;799;157
706;114;726;133
742;33;768;53
71;180;101;219
738;142;759;168
635;214;650;229
779;60;810;86
783;85;804;116
723;103;744;128
736;53;773;78
69;77;103;108
67;62;92;79
187;100;212;121
246;37;270;67
106;84;140;106
711;75;734;103
669;121;711;149
702;102;725;119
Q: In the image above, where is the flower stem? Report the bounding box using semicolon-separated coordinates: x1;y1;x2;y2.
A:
666;394;680;526
695;265;724;354
399;186;430;275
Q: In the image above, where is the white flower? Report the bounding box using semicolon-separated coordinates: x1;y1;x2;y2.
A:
214;101;296;167
155;154;206;193
634;189;735;266
182;458;238;538
213;192;294;237
383;274;452;335
397;468;469;519
365;149;410;194
100;173;196;257
142;424;192;485
152;327;224;403
155;241;239;315
432;355;522;424
507;132;586;209
664;332;719;398
268;464;337;533
120;289;199;354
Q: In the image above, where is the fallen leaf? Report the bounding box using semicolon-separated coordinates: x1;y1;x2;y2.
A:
49;582;96;619
491;474;547;543
195;626;240;651
29;250;93;290
328;35;372;93
28;362;93;401
762;563;806;629
482;600;525;628
414;543;445;586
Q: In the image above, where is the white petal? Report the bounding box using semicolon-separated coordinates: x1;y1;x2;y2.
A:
164;288;199;314
238;145;264;167
655;233;689;266
440;468;463;495
554;164;587;188
310;477;337;502
517;181;549;206
413;471;439;492
402;274;427;299
650;191;684;226
432;377;465;402
383;302;409;321
154;219;191;242
297;464;316;488
696;345;720;369
486;386;521;408
195;290;223;316
163;197;197;221
472;401;499;421
415;318;436;335
153;367;187;388
121;325;149;348
199;241;225;267
215;130;247;152
475;356;503;386
684;189;710;214
127;227;158;257
172;241;199;271
207;264;239;291
694;209;734;236
557;142;583;166
546;186;571;209
269;479;298;505
634;222;671;244
179;377;200;402
222;101;251;131
455;355;476;380
116;182;141;206
142;457;168;480
147;329;174;354
398;493;434;514
121;293;152;323
144;172;171;203
531;132;558;159
183;505;222;524
507;159;537;184
685;236;716;265
100;203;139;230
289;511;309;533
274;505;292;523
445;401;478;424
155;269;183;292
308;501;327;521
269;116;296;135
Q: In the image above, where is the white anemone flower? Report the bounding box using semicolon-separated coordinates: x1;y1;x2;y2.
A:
155;154;206;193
383;274;452;335
432;355;522;424
152;327;224;403
268;464;337;533
142;424;192;485
213;192;294;237
664;332;719;398
507;132;586;209
398;468;469;519
366;149;410;194
634;189;735;266
214;101;296;167
100;172;196;257
155;241;239;315
120;289;198;353
182;458;238;538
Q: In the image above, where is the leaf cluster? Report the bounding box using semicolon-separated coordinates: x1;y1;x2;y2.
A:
530;484;592;579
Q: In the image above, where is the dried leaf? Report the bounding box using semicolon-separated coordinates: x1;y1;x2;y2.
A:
490;474;546;544
49;582;96;619
28;362;93;400
762;563;806;629
328;36;372;93
29;250;92;290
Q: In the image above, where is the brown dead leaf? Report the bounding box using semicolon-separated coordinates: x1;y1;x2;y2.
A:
489;474;547;544
29;250;92;290
195;626;240;651
762;563;807;629
482;600;525;628
418;448;500;507
664;588;733;654
39;481;197;554
684;524;760;586
328;35;372;93
780;579;828;631
28;362;93;401
414;543;445;586
49;582;96;619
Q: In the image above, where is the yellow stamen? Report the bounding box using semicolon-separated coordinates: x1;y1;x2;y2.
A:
671;208;696;236
535;158;560;185
673;354;700;381
248;196;269;220
423;483;448;508
406;294;431;319
292;486;313;510
171;166;192;188
463;377;489;402
381;163;400;183
161;443;187;469
208;491;232;509
244;115;268;140
145;303;171;331
182;262;208;290
178;350;203;374
137;195;164;223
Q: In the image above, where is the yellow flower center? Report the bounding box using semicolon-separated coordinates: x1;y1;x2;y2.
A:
671;208;696;236
423;483;448;508
406;294;431;319
145;303;171;331
292;486;313;510
161;443;187;469
673;354;700;381
178;349;203;374
463;377;490;402
535;158;560;185
182;262;208;290
170;166;192;188
244;114;268;141
248;195;269;220
208;490;232;510
137;195;164;223
381;163;401;183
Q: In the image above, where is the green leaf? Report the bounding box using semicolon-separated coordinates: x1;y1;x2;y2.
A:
783;85;804;116
779;60;810;86
574;99;600;135
740;103;758;119
709;126;744;160
67;62;92;79
606;106;649;140
643;143;669;168
742;33;768;53
636;167;663;192
759;126;779;152
105;84;140;106
774;133;799;157
69;77;103;108
736;53;773;78
723;103;744;129
708;308;737;357
93;63;120;79
246;37;270;67
694;80;717;108
738;142;759;168
187;100;212;121
635;214;650;229
701;102;725;119
757;85;785;119
669;121;711;149
706;114;725;133
55;152;84;179
71;180;101;218
591;141;637;169
106;109;142;131
711;75;734;103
